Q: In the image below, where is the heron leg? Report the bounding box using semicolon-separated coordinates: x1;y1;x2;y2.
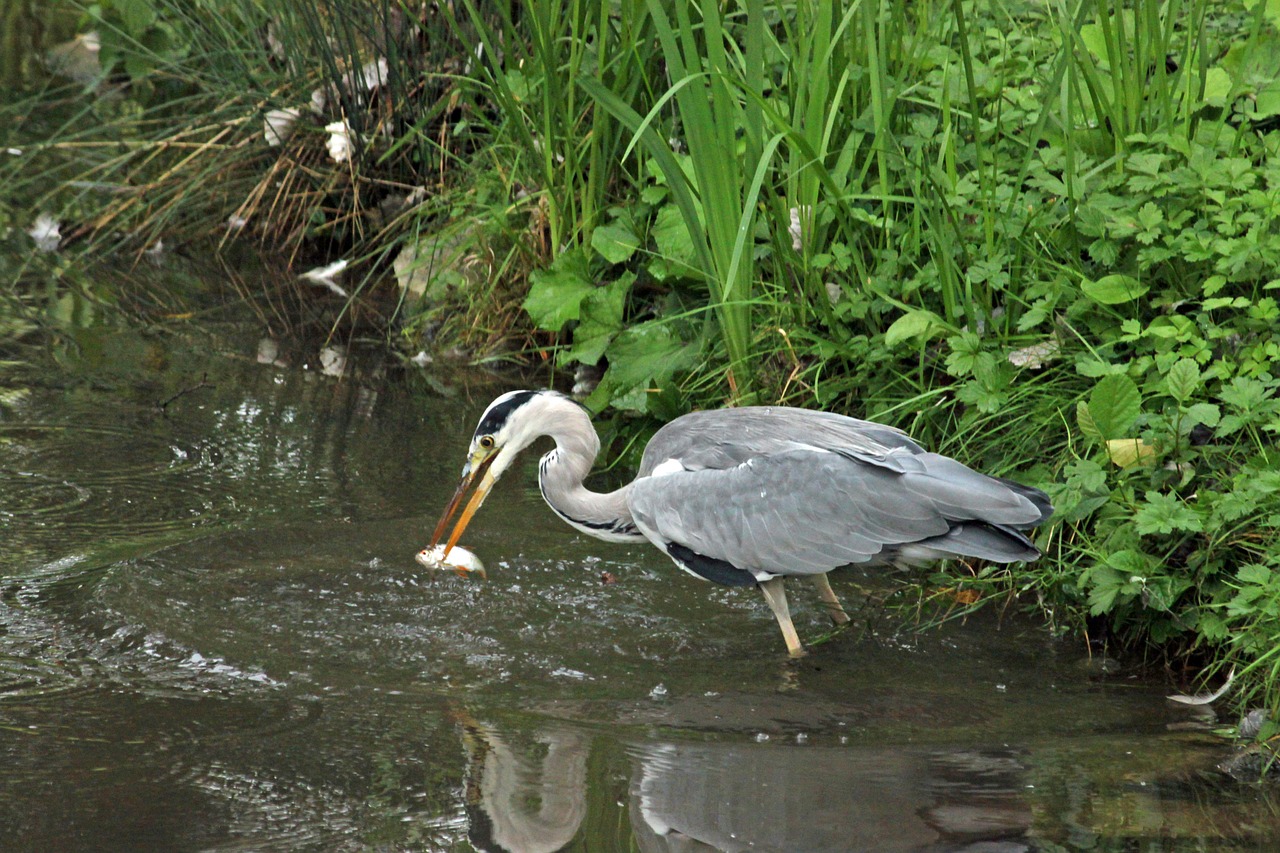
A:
811;573;850;625
759;578;805;658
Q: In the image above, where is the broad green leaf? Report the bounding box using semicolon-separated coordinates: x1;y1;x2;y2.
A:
503;69;529;101
1197;611;1229;641
590;222;639;265
1244;0;1280;27
1226;585;1266;617
1220;34;1280;103
522;254;594;332
1184;402;1221;428
1082;274;1149;305
1107;549;1156;577
956;375;1006;415
561;274;633;366
1066;458;1109;493
607;384;651;413
1141;576;1192;613
640;185;667;205
1089;374;1142;439
884;309;943;348
1202;67;1232;107
1079;23;1109;67
1256;82;1280;118
1164;358;1201;404
603;321;696;391
651;204;696;267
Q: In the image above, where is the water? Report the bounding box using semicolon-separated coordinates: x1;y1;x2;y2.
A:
1;310;1277;852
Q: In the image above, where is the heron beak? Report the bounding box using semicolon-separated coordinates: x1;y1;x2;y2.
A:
429;451;498;559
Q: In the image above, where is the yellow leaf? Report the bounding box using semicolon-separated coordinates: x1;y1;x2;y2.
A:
1106;438;1156;468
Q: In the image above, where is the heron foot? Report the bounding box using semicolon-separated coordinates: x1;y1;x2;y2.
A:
810;573;850;625
759;578;805;657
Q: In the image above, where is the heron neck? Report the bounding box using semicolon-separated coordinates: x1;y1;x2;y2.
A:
537;422;640;543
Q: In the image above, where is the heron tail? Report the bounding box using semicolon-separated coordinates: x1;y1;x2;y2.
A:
896;521;1041;564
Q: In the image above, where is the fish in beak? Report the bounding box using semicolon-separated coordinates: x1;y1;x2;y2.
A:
429;449;499;562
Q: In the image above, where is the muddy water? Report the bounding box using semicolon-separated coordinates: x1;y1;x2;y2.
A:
1;314;1277;852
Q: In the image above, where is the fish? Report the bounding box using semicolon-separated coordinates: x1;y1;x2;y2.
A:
416;544;486;578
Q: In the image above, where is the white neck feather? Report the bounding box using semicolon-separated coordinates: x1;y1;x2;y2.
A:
521;395;640;543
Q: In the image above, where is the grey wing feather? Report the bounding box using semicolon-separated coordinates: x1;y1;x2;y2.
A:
630;407;1050;578
638;407;925;477
628;450;949;576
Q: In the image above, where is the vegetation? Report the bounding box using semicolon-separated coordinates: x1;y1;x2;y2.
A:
4;0;1280;726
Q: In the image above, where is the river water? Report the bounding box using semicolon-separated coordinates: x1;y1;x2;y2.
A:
1;300;1277;852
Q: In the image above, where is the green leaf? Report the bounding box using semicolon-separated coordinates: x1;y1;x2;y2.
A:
1082;274;1149;305
640;185;667;205
117;0;158;36
1164;358;1201;404
1076;358;1124;378
1076;401;1101;443
1045;458;1110;522
603;321;696;392
1202;296;1248;310
943;332;982;378
1079;21;1110;66
1134;492;1203;536
1108;549;1156;578
522;253;594;332
1258;83;1280;118
1237;563;1272;585
1184;402;1221;428
1244;0;1280;28
956;376;1006;415
884;309;943;348
1126;152;1167;176
561;274;633;366
650;204;696;270
1085;565;1128;615
1202;67;1232;107
1136;202;1163;230
1220;33;1280;106
590;222;639;265
1089;374;1142;439
1197;610;1229;641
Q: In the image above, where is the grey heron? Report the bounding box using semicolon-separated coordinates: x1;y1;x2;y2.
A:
430;389;1052;657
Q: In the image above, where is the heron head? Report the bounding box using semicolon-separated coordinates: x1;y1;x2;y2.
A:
429;390;569;556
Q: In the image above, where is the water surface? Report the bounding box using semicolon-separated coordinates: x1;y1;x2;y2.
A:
1;311;1275;852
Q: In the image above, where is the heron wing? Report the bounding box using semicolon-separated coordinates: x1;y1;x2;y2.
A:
628;445;1045;579
637;407;926;478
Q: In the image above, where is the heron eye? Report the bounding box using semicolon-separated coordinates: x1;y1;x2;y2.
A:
478;435;495;449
